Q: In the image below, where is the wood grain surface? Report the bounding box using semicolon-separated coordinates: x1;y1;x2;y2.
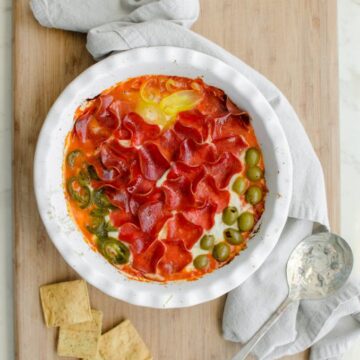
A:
13;0;338;359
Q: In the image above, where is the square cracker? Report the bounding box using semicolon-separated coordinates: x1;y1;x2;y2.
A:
40;279;92;327
57;309;103;358
84;319;152;360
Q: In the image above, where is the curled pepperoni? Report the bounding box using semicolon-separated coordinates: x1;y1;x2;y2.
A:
183;202;217;230
157;240;193;276
108;99;132;124
166;214;203;250
88;158;120;182
138;200;170;236
153;129;181;162
173;121;202;144
123;112;161;146
127;161;155;195
176;110;211;141
197;90;227;117
194;175;230;213
212;114;249;140
205;152;242;189
129;188;164;216
167;162;205;190
132;240;165;274
100;139;137;176
74;107;95;143
75;96;119;144
162;176;195;211
105;187;130;212
114;128;131;140
94;95;113;119
178;139;218;166
138;143;170;181
109;209;134;228
213;136;247;156
119;223;153;254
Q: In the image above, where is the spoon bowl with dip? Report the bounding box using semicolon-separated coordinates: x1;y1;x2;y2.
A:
231;232;353;360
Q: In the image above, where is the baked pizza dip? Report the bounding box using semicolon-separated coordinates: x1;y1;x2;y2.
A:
63;75;266;282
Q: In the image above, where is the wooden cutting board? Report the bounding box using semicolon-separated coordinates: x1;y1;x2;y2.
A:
13;0;338;359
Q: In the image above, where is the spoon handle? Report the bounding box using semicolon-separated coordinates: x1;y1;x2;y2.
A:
231;296;293;360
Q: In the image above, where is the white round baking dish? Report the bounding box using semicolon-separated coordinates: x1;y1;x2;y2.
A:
34;47;292;308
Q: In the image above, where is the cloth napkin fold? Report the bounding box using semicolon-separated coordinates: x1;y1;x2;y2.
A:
30;1;360;359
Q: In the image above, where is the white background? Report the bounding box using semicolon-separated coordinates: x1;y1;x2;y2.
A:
0;0;359;358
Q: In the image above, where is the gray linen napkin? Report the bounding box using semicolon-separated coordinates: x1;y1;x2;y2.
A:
30;1;360;359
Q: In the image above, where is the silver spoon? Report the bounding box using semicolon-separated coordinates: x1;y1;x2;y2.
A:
231;232;353;360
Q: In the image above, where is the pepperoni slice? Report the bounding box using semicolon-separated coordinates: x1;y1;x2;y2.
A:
162;176;195;211
183;202;217;230
123;112;161;146
132;240;165;274
127;161;155;195
100;139;137;176
167;162;205;190
205;152;242;189
75;96;119;144
166;214;203;250
88;158;120;182
173;121;203;143
138;200;170;236
152;129;182;162
94;95;119;131
194;175;230;213
176;110;211;141
212;114;249;140
105;187;130;212
157;240;193;276
197;91;227;117
138;143;170;181
213;136;247;156
113;127;132;140
94;95;114;119
109;209;134;228
108;99;132;124
118;223;153;254
178;138;218;166
129;188;164;216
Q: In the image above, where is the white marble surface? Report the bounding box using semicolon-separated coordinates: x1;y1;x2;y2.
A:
0;0;359;359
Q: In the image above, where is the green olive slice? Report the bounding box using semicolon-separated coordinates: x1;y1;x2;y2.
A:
200;235;215;250
193;255;209;270
223;228;243;245
66;150;82;167
238;212;255;232
66;177;91;209
99;238;130;265
222;206;239;225
245;186;263;205
245;148;261;166
246;166;263;181
212;242;230;262
232;176;247;195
